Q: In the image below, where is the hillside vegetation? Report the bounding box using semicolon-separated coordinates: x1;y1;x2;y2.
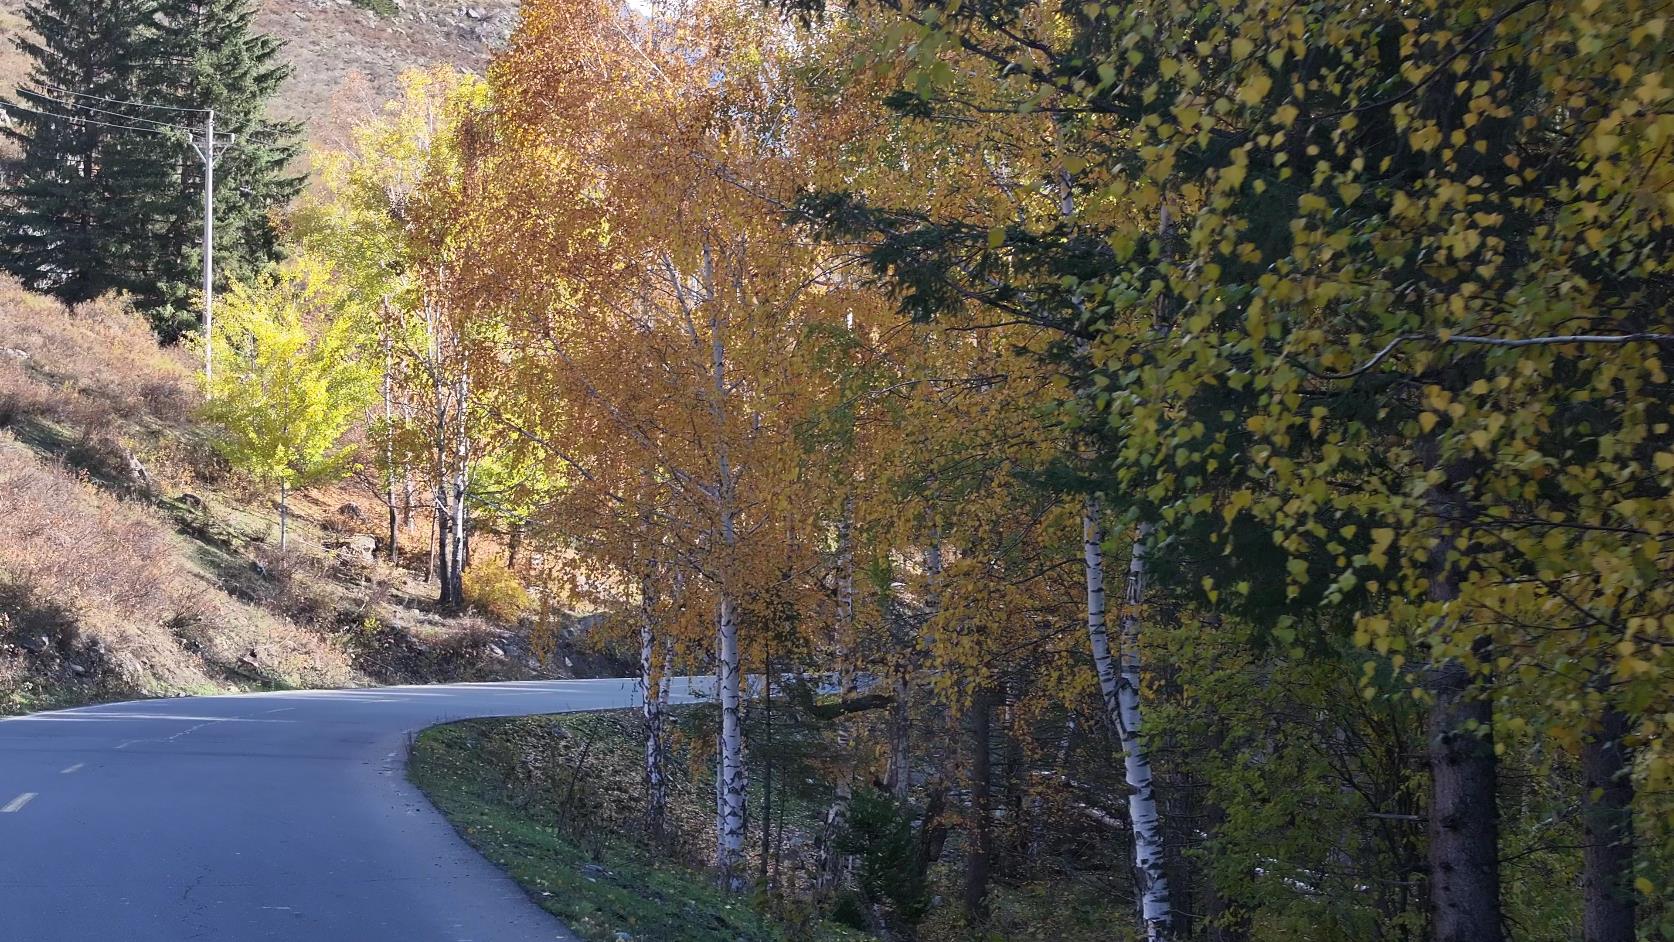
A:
0;0;517;153
0;279;587;712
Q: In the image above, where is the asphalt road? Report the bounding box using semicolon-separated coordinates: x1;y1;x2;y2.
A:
0;678;708;941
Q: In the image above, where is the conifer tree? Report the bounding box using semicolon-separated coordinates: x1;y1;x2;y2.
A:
0;0;163;303
138;0;303;339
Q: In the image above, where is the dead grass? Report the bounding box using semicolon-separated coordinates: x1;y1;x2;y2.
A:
0;279;206;489
0;282;195;420
0;437;359;696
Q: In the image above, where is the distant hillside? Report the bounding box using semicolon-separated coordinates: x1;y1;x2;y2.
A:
0;0;518;153
0;279;622;713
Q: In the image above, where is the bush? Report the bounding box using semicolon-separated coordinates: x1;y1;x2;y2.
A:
835;789;931;925
462;557;531;622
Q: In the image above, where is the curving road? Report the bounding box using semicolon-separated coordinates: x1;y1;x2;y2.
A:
0;678;707;941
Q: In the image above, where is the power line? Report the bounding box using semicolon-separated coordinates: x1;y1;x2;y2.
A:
1;100;191;138
26;80;210;114
18;86;231;138
4;85;232;382
3;101;234;157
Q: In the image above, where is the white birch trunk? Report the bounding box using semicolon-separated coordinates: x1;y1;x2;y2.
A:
817;499;857;893
1083;497;1171;940
716;591;747;887
709;290;748;890
639;572;667;837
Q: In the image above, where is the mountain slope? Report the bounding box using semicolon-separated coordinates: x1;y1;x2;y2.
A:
0;279;600;713
0;0;517;151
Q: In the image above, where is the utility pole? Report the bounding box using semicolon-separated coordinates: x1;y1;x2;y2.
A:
6;88;231;380
190;110;226;382
202;109;213;381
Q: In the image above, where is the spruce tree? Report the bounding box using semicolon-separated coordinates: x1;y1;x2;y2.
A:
138;0;303;340
0;0;165;303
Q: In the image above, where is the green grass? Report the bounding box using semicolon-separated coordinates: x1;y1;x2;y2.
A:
409;715;864;942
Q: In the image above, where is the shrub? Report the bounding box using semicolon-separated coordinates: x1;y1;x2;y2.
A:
462;557;531;622
0;361;49;427
835;789;932;925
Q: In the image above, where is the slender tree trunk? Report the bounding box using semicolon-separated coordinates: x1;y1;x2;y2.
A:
1085;496;1172;940
716;592;747;888
817;498;857;894
885;580;912;801
402;472;415;532
761;643;773;884
434;500;452;603
447;369;469;603
425;505;438;585
1582;702;1635;942
710;289;748;891
1002;679;1026;871
964;685;993;923
1118;523;1171;940
507;521;523;570
639;572;667;839
383;324;398;563
278;481;289;553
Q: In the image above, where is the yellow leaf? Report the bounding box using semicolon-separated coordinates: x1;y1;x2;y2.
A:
1237;70;1272;106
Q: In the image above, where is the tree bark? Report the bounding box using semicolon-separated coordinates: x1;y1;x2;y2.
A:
278;480;289;553
639;572;667;839
1422;449;1501;942
817;497;857;894
447;370;469;603
383;324;398;563
710;305;747;891
1426;648;1501;942
1119;522;1172;940
1582;702;1635;942
434;501;452;604
716;592;747;888
760;643;773;884
1085;496;1171;940
964;685;993;923
885;579;912;801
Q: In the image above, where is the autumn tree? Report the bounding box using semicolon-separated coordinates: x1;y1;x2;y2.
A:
203;258;375;551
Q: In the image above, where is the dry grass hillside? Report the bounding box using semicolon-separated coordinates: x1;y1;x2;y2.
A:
0;0;518;152
0;280;612;713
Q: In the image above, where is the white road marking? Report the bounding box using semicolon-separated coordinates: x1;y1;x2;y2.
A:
60;763;83;774
116;720;221;750
2;792;37;813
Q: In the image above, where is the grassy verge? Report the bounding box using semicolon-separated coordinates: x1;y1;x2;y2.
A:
409;711;865;942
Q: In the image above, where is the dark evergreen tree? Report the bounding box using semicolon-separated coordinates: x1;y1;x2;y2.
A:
0;0;164;303
137;0;303;339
